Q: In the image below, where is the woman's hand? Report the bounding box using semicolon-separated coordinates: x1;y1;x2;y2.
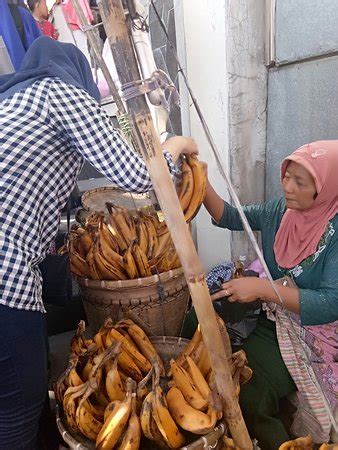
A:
210;277;264;303
163;136;198;163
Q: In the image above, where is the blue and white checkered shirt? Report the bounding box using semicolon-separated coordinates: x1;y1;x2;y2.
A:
1;78;174;313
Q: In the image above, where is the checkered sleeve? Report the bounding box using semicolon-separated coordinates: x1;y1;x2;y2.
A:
47;79;175;193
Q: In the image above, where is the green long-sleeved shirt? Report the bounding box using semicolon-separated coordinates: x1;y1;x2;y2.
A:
214;198;338;326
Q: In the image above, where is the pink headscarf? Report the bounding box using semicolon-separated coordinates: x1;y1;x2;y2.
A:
274;140;338;269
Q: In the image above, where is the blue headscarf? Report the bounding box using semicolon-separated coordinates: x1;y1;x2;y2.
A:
0;0;41;70
0;35;100;101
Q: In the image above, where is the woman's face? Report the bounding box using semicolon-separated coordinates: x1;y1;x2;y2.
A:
282;161;317;211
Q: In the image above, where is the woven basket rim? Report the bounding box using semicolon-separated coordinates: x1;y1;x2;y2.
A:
81;186;151;212
74;267;184;289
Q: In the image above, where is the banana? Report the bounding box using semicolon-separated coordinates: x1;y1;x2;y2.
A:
117;394;141;450
136;367;153;413
106;357;125;402
166;386;217;435
170;359;208;411
154;230;172;259
123;242;139;279
108;328;152;374
83;398;105;421
279;435;313;450
69;246;91;278
76;398;103;441
186;355;211;400
184;155;207;223
132;242;152;278
106;203;136;247
76;227;93;255
98;218;119;253
107;221;128;252
68;367;83;387
86;243;102;280
178;158;194;212
117;350;143;382
152;384;185;449
142;215;158;260
196;343;212;378
96;378;133;450
93;241;127;280
127;324;164;375
63;383;88;431
174;324;202;369
136;218;148;255
140;390;164;443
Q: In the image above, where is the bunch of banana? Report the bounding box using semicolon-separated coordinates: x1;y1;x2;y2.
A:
56;317;231;448
177;155;207;223
140;360;185;449
96;378;140;450
68;206;182;280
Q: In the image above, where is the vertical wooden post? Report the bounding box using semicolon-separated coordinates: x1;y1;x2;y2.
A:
97;0;252;447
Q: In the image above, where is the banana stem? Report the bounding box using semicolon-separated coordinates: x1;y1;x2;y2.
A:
97;1;252;447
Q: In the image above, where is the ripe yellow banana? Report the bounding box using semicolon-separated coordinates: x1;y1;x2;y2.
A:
107;221;128;252
86;244;102;280
68;367;83;387
132;242;152;278
170;359;208;411
196;343;212;378
106;357;125;402
279;435;313;450
76;398;103;441
174;324;202;369
117;394;141;450
93;241;127;280
106;203;136;247
108;328;152;374
136;367;153;413
186;355;211;400
96;379;133;450
178;158;194;212
166;386;217;434
76;227;93;255
143;215;158;260
152;384;185;449
136;218;148;255
127;323;164;375
140;390;165;444
98;219;119;253
63;383;88;431
69;245;91;278
123;242;139;279
117;350;143;382
184;155;207;223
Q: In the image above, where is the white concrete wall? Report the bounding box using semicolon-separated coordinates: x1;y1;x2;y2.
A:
176;0;267;269
177;0;232;271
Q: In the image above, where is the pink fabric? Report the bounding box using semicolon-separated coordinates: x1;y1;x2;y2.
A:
274;141;338;269
61;0;93;31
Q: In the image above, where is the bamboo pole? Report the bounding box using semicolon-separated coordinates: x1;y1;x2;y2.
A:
97;1;252;447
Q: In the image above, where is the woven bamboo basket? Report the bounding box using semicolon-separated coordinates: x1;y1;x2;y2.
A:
75;268;190;335
56;336;225;449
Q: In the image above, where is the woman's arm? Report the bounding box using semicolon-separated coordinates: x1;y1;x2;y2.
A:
203;179;225;223
48;80;197;193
